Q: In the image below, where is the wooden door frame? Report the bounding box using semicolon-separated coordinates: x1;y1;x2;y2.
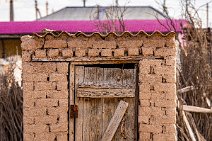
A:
69;60;139;141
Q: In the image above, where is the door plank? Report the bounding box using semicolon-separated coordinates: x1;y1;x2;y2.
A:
101;100;128;141
69;64;75;141
75;66;85;141
77;88;135;98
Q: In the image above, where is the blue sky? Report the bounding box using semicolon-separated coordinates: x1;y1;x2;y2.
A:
0;0;211;27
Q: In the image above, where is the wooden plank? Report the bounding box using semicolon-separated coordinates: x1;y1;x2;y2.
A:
75;66;85;141
77;88;135;98
182;111;196;141
101;100;129;141
178;86;195;94
183;105;212;113
83;98;91;141
69;63;75;141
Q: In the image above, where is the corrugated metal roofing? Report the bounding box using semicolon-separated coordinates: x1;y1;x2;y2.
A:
0;20;187;35
39;6;167;21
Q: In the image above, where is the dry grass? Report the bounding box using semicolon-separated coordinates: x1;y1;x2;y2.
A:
0;74;23;141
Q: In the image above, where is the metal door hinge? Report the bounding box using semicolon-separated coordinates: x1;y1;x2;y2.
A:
70;105;78;118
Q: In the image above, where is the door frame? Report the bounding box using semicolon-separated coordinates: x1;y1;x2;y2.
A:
68;60;139;141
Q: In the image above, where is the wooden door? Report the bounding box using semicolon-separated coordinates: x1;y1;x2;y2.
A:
71;64;138;141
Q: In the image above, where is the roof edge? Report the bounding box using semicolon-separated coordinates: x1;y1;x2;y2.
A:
33;30;176;38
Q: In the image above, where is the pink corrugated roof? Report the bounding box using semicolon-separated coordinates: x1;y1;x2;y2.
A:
0;20;188;34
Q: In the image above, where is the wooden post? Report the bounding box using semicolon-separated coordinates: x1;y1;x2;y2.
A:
46;0;49;16
9;0;14;21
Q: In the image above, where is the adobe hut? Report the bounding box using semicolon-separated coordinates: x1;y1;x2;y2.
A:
21;31;177;141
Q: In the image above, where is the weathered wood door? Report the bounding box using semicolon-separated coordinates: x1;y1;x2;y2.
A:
71;64;138;141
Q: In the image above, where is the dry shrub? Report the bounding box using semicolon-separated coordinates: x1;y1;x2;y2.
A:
0;73;23;141
177;28;212;141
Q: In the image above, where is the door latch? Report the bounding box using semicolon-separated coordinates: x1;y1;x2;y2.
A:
70;105;78;118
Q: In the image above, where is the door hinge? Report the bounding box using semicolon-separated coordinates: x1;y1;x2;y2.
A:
70;105;78;118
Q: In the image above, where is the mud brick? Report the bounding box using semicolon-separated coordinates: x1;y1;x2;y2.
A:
139;74;161;83
140;100;150;107
23;73;48;82
22;51;32;62
101;49;112;57
144;39;165;48
23;133;34;141
128;48;139;56
58;99;68;107
118;40;128;48
153;133;176;141
154;99;177;108
154;83;176;94
139;124;162;133
155;47;176;57
75;48;86;57
161;74;176;83
150;92;166;100
23;98;36;108
49;73;67;82
165;38;176;47
165;108;176;117
47;49;59;58
93;41;106;48
67;39;80;48
162;124;176;134
164;56;176;66
161;115;176;124
50;123;68;132
166;91;177;100
34;115;58;124
88;49;99;57
23;116;35;125
44;39;67;48
57;62;69;74
34;82;56;91
35;99;59;107
57;132;68;141
139;83;153;94
57;82;68;90
35;49;46;58
62;48;73;57
57;114;68;123
114;48;125;57
140;59;163;68
23;82;34;92
23;63;34;73
24;107;46;117
21;36;44;51
33;62;57;73
105;41;116;48
156;65;176;75
34;133;57;141
46;90;68;99
139;59;163;74
139;92;151;100
142;47;154;56
133;40;143;48
29;91;46;99
139;132;151;141
139;107;163;116
47;107;68;116
24;124;49;134
149;115;176;125
138;115;150;124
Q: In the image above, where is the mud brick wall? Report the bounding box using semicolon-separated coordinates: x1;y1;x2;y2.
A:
21;31;177;141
